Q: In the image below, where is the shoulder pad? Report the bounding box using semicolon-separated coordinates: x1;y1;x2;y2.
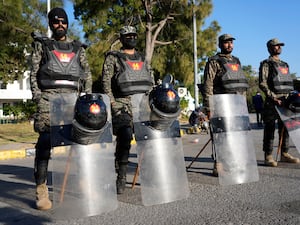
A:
73;40;88;49
231;55;241;64
105;51;126;59
209;55;220;61
31;31;49;42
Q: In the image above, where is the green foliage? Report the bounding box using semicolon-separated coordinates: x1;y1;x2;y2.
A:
242;65;261;111
73;0;220;86
3;101;37;120
0;0;65;83
180;98;189;110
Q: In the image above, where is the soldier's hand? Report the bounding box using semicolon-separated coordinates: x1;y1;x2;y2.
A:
111;101;124;115
273;98;283;106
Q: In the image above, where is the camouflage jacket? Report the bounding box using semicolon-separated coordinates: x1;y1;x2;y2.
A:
259;56;290;121
30;36;92;102
203;53;246;113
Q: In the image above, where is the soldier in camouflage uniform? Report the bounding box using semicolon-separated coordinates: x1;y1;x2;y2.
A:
203;34;249;176
259;38;300;167
30;7;92;210
101;25;154;194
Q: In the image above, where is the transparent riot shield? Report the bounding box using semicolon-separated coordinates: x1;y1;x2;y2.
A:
50;93;117;219
276;106;300;154
209;94;259;185
132;94;190;206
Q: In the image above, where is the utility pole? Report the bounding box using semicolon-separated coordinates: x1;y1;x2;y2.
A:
192;0;199;108
47;0;51;38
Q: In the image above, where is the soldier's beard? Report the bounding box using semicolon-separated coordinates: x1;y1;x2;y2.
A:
222;48;233;54
53;27;67;39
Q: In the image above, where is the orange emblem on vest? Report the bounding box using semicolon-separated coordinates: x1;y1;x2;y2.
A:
279;67;289;75
126;61;143;71
53;50;75;63
229;64;239;71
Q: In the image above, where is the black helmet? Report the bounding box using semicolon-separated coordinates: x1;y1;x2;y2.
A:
72;94;108;145
149;77;181;130
285;90;300;112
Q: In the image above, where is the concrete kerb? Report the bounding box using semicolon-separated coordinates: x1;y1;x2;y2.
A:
0;122;188;161
0;147;35;160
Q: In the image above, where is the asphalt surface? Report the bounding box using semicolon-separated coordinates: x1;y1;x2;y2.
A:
0;114;300;225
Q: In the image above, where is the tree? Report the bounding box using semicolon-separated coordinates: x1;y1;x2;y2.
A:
73;0;220;91
0;0;64;84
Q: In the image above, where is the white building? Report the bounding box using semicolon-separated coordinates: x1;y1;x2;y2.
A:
0;71;32;118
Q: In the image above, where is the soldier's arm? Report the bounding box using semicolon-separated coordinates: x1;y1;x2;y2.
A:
29;41;43;102
259;61;276;100
79;47;92;93
203;59;218;114
101;54;117;104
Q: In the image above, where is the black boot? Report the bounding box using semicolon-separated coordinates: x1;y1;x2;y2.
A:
116;163;127;194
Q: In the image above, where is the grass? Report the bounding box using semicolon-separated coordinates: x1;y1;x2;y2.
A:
0;122;38;145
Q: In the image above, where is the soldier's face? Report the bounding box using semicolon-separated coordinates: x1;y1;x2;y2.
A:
220;40;233;54
52;18;68;33
272;45;282;55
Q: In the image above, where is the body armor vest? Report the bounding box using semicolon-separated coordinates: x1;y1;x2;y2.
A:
267;60;293;94
109;51;153;96
215;56;249;92
37;39;84;90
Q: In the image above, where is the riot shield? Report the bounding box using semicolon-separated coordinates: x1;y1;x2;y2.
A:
50;93;117;219
209;94;259;185
275;106;300;154
132;93;190;206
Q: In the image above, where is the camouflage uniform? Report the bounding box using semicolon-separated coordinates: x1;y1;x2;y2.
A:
203;53;246;112
30;36;92;185
203;34;248;176
102;45;154;193
259;56;289;155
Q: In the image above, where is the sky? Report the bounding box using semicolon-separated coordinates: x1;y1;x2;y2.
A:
64;0;300;76
205;0;300;76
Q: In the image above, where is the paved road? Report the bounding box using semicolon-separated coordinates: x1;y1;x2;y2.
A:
0;114;300;225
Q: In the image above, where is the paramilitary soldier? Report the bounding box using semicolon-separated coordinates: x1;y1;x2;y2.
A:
259;38;300;167
203;34;249;176
101;25;154;194
30;7;92;210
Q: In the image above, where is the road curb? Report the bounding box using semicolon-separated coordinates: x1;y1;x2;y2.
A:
0;129;187;161
0;148;35;160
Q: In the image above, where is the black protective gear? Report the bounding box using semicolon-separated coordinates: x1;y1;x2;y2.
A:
149;81;181;130
285;91;300;112
72;94;108;145
115;126;133;164
35;39;84;90
115;126;132;195
121;37;137;49
263;119;289;154
34;132;51;185
106;51;153;96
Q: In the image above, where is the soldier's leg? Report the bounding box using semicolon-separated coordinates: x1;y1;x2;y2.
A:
278;120;300;163
34;132;52;210
115;126;133;194
263;120;277;167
